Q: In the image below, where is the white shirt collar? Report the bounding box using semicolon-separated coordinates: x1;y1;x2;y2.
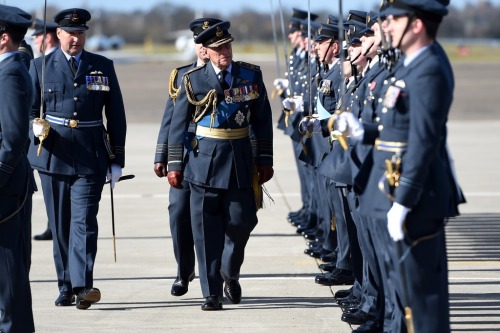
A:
404;44;431;67
62;50;82;63
212;62;232;75
0;51;16;63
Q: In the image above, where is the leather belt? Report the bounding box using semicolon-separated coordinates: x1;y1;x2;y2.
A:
375;139;408;153
46;115;103;128
195;126;249;139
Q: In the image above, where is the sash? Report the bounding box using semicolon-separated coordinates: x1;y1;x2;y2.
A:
197;66;257;136
316;94;332;120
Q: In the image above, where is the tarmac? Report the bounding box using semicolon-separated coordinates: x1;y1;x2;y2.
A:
28;55;500;332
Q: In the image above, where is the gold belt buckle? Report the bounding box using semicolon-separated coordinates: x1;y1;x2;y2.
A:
69;119;78;128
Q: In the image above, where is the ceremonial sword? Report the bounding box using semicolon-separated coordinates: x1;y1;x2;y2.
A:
106;174;135;262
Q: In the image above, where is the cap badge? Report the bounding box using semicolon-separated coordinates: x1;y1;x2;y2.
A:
216;26;223;37
202;21;210;30
71;13;79;22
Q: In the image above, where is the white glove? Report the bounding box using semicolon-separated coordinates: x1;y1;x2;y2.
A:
107;164;122;189
33;122;45;137
273;78;289;91
299;116;321;133
336;112;364;140
387;202;411;242
282;96;304;112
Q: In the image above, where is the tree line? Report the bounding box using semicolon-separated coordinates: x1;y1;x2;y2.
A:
30;2;500;44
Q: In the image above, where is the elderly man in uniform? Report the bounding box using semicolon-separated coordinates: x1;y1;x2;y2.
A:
154;17;221;297
167;21;273;310
28;8;127;310
0;6;35;333
339;0;462;332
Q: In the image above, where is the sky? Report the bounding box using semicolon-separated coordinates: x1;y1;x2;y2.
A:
8;0;500;16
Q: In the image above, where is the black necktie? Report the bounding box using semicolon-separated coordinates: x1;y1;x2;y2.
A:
218;70;229;90
70;57;78;76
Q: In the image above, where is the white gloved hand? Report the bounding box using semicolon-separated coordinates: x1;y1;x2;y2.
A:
33;122;45;137
337;112;364;140
299;116;321;133
273;78;289;91
107;164;122;189
282;96;304;112
387;202;411;242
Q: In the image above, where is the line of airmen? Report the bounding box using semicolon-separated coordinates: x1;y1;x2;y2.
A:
273;1;464;332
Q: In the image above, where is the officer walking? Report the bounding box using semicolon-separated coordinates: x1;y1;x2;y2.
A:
154;17;221;297
0;6;35;333
28;8;127;310
167;21;274;310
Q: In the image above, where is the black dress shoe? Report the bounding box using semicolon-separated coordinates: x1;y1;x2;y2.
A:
75;288;101;310
320;251;337;263
352;321;383;333
315;269;355;286
341;309;374;325
55;292;75;306
302;230;317;240
318;262;336;272
341;302;362;313
223;278;242;304
304;244;322;257
34;227;52;241
201;296;223;311
334;287;352;299
171;272;195;296
337;294;360;308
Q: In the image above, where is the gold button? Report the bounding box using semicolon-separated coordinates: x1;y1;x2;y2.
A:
69;119;78;128
375;117;380;122
378;125;383;131
382;107;388;113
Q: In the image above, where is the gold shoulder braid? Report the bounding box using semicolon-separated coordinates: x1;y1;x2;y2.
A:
168;68;180;105
237;61;261;71
183;74;218;128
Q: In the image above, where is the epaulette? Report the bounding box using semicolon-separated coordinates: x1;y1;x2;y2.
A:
168;68;181;100
237;61;261;71
168;64;196;100
185;63;206;76
177;63;192;70
18;45;34;59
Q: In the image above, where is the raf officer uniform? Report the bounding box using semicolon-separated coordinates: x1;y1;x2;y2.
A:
0;7;35;333
167;21;273;310
305;23;342;262
28;8;126;310
154;17;222;297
